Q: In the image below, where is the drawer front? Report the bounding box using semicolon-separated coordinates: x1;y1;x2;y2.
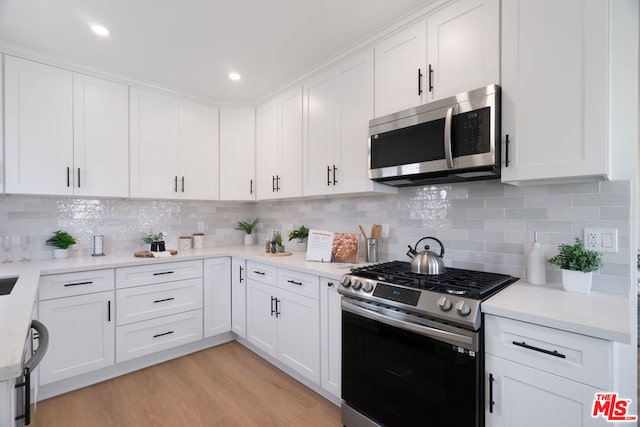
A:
278;268;319;300
485;315;611;389
116;278;203;325
116;310;203;363
116;260;202;289
39;269;114;300
246;261;277;286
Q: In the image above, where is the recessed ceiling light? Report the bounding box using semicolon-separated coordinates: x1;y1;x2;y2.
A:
89;23;110;37
228;72;241;82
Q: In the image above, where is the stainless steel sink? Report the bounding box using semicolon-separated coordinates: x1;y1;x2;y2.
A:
0;276;18;295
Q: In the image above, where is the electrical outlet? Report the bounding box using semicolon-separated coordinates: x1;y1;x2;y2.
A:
583;228;618;253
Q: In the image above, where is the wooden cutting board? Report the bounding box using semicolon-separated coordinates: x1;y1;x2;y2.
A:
134;249;178;258
259;251;292;257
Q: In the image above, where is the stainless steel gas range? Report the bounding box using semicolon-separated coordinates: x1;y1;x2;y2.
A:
338;261;518;427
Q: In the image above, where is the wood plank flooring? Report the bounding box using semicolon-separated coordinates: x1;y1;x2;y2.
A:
31;342;341;427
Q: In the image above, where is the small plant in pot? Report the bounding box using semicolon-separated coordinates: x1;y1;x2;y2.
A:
141;231;166;252
46;230;76;259
235;218;259;245
548;237;602;294
289;225;309;251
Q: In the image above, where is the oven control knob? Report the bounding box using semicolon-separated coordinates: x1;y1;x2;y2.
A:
351;280;363;290
340;277;351;288
455;301;471;316
363;282;374;293
438;296;452;311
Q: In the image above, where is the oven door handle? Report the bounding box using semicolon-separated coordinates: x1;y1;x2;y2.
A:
444;105;456;169
342;299;474;347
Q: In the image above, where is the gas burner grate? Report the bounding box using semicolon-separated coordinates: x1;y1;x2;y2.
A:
351;261;517;299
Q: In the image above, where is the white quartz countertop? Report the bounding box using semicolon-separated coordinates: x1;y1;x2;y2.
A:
482;279;631;344
0;245;363;381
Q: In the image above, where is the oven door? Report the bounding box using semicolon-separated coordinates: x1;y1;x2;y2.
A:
341;299;482;427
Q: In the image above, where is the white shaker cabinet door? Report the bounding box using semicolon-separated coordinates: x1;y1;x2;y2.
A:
255;99;279;199
73;74;129;197
180;101;220;200
4;56;74;195
276;86;303;199
426;0;499;101
231;257;247;338
130;88;181;199
501;0;609;183
319;277;341;398
374;20;427;117
39;291;115;385
220;108;256;201
246;280;278;358
203;257;231;338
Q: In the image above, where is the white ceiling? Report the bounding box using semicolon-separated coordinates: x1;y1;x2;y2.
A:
0;0;430;104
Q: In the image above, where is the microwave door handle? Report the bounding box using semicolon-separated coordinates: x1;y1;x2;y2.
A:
444;106;454;169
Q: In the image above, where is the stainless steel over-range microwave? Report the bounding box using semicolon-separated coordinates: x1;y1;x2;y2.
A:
369;84;501;186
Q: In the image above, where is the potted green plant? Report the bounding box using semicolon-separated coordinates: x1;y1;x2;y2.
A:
46;230;77;259
289;225;309;251
273;232;284;253
548;237;603;294
141;231;166;252
235;218;259;245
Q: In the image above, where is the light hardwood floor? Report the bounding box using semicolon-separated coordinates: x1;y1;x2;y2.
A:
31;342;341;427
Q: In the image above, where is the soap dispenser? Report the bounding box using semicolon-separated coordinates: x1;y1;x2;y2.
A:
526;231;545;285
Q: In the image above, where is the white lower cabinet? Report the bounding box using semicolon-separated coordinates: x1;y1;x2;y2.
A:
115;261;204;363
319;277;341;398
246;264;320;383
39;290;115;385
484;314;611;427
231;257;247;338
203;257;231;338
485;354;604;427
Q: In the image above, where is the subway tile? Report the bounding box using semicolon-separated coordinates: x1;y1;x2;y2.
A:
505;208;547;220
572;193;629;207
599;180;629;194
524;195;572;208
486;197;524;209
451;199;485;209
548;182;600;194
547;207;599;221
468;209;505;220
600;207;629;220
485;242;524;255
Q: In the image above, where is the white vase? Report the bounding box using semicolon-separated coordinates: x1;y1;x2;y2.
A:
561;269;593;294
244;234;255;246
53;248;69;259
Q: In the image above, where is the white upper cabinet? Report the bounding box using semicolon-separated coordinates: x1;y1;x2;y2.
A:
374;0;499;117
426;0;499;101
303;49;396;196
5;56;74;195
220;108;256;200
255;86;303;200
5;56;129;197
374;20;427;117
500;0;609;184
73;74;129;197
180;101;220;200
130;87;219;200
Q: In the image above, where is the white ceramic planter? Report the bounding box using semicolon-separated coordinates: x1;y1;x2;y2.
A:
561;269;593;294
244;234;255;246
53;248;69;259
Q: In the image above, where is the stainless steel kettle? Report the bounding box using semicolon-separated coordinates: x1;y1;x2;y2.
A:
406;237;445;275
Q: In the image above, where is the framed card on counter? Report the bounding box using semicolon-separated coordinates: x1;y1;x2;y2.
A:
305;229;359;263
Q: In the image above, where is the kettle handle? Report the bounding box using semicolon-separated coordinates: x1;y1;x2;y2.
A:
414;237;445;258
406;245;417;259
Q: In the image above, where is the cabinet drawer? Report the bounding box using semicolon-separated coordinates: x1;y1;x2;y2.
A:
246;261;277;286
116;260;202;289
485;315;611;389
278;268;319;300
116;278;203;325
116;310;203;363
39;269;114;300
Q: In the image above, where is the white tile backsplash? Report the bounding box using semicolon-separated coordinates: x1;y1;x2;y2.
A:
0;179;632;293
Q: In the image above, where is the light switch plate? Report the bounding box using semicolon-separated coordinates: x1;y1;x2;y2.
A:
584;228;618;253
